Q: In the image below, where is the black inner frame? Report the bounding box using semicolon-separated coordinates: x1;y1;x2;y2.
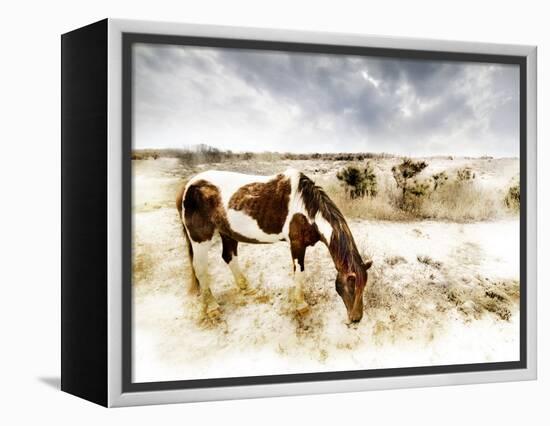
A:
122;32;527;393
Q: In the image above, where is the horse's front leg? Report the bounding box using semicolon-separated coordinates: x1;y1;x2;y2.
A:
290;243;309;315
191;239;221;318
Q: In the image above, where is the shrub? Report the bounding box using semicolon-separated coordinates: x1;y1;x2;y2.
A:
363;162;378;197
456;167;476;181
392;158;429;211
336;162;378;199
408;179;431;197
505;183;520;211
432;171;449;191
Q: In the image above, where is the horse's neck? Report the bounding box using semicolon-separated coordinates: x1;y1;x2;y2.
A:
319;219;359;274
294;171;358;271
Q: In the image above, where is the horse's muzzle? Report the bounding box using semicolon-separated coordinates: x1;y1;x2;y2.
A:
349;311;363;323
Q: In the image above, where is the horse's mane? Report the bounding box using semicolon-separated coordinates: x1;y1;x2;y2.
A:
298;173;364;274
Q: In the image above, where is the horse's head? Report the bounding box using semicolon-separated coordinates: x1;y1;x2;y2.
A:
335;259;373;323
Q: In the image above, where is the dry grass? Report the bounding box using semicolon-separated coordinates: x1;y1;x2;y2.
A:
327;182;501;223
327;176;509;223
132;248;154;285
325;180;411;222
385;256;407;266
132;150;518;224
416;255;442;269
505;182;520;212
367;259;520;340
419;181;502;222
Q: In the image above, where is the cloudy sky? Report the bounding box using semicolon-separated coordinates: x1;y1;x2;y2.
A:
133;43;519;157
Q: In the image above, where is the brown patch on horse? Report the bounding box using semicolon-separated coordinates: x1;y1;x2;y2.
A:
220;233;238;263
183;180;220;242
289;213;320;271
183;179;263;244
228;174;291;235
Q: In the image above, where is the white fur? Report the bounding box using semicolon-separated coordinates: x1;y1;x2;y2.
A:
227;209;283;242
189;240;212;287
227;257;243;279
281;168;308;238
293;259;308;310
315;213;333;242
188;239;220;312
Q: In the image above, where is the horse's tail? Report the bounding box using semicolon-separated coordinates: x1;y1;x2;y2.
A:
176;184;200;295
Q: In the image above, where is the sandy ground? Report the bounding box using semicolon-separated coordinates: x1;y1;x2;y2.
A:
132;157;520;383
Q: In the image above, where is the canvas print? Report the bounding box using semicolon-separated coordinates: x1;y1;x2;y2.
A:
130;42;520;384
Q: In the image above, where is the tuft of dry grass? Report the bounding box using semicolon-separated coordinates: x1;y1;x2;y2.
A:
445;278;519;321
417;255;442;269
385;256;407;266
505;182;520;212
325;180;411;222
365;262;520;343
419;180;501;222
132;249;154;285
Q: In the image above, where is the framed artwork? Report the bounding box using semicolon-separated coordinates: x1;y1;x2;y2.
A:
61;19;537;407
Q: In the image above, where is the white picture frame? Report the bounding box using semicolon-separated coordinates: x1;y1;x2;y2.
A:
61;18;537;407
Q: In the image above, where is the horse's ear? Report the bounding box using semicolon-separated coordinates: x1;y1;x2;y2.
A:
364;260;373;271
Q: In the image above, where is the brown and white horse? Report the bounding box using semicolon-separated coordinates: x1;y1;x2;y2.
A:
176;169;373;323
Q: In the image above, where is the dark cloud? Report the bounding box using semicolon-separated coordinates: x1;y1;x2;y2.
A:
133;43;520;157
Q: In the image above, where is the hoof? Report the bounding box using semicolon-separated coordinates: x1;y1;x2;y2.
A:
206;302;221;319
237;277;257;295
207;307;221;319
242;287;257;296
296;302;310;315
236;277;249;290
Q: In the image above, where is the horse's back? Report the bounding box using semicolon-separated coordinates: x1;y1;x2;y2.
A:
182;169;300;243
186;170;275;196
186;169;298;203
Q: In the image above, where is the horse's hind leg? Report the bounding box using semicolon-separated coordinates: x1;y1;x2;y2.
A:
221;234;255;295
191;239;221;318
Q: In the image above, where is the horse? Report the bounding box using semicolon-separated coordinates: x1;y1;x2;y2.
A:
176;169;373;323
